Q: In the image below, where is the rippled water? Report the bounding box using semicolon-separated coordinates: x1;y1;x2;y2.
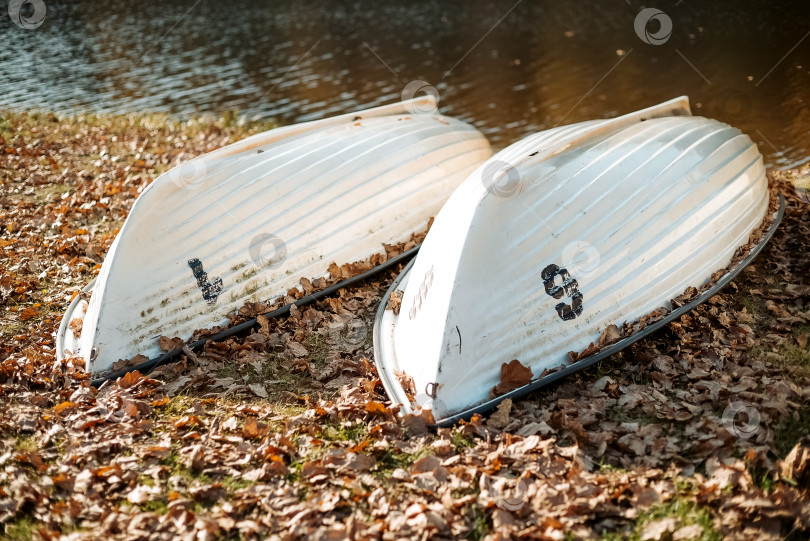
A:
1;0;808;168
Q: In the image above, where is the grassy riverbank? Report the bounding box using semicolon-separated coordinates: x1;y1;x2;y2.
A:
1;110;809;540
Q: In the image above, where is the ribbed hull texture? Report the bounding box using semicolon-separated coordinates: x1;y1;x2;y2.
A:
80;112;492;372
390;108;768;420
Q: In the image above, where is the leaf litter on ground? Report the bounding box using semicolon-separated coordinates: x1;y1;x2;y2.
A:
0;110;809;540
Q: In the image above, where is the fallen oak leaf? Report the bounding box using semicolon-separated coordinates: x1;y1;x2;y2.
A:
243;417;270;439
19;306;40;320
265;454;287;476
69;317;82;334
597;324;622;347
486;398;512;429
111;354;148;372
139;445;171;459
124;401;140;418
419;407;436;426
248;383;268;398
52;401;79;415
116;370;145;389
50;473;73;491
301;460;328;479
257;314;270;334
640;517;678;540
127;484;161;505
174;415;201;429
402;414;429;436
395;370;416;399
386;290;403;315
186;444;205;472
16;450;46;472
575;342;600;361
159;335;184;352
672;525;704;541
778;444;810;485
491;360;533;397
365;401;388;415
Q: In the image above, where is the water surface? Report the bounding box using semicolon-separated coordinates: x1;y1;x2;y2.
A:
1;0;808;168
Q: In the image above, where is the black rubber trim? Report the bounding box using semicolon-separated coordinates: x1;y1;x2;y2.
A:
91;245;421;387
433;194;785;426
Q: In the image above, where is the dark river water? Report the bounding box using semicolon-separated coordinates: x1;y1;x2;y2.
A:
1;0;808;168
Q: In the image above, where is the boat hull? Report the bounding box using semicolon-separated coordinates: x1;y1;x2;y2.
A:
59;98;492;373
374;97;778;424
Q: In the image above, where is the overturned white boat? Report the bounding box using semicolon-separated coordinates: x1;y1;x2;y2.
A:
374;96;783;426
58;97;492;373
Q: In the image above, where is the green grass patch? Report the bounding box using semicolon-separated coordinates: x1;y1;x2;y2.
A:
3;516;36;541
139;499;170;515
792;324;810;338
3;516;35;541
748;464;778;492
221;476;255;492
600;497;720;541
598;458;627;474
740;295;767;320
464;504;490;540
318;420;367;442
765;341;810;380
158;395;197;418
15;434;37;452
138;474;156;487
451;431;474;452
305;332;330;366
774;407;810;457
373;446;433;478
216;362;241;381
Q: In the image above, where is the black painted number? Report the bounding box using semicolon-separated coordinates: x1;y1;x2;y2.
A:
188;258;223;305
542;264;583;320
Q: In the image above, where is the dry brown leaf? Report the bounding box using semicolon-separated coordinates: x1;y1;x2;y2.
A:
402;414;429;436
672;525;704;541
779;444;810;484
486;398;512;428
365;401;387;415
116;370;145;389
2;110;809;541
248;383;269;398
598;324;622;346
159;335;185;352
69;317;83;334
174;415;201;429
491;360;533;397
53;401;78;415
243;417;270;439
19;306;40;320
257;314;270;334
640;517;678;540
111;354;148;372
387;290;403;315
